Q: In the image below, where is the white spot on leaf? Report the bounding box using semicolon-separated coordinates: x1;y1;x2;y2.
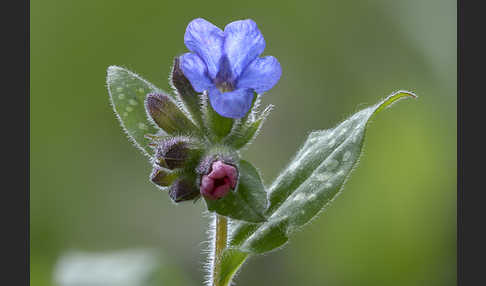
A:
343;151;351;161
315;172;331;182
294;193;305;202
328;138;336;147
327;159;339;170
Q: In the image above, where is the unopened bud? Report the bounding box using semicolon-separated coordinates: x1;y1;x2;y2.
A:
169;177;200;203
200;160;238;200
145;93;198;135
155;136;202;170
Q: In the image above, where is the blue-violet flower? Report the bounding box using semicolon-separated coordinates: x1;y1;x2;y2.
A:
180;18;282;118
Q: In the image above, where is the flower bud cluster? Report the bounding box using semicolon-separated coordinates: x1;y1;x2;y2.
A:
141;55;249;203
149;136;203;202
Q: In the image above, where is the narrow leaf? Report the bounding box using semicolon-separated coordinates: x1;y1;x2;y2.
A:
107;66;163;157
229;90;416;253
215;249;248;286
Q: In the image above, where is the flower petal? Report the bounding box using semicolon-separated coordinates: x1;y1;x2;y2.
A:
184;18;224;79
223;19;266;79
179;53;214;93
208;87;254;119
208;161;228;179
213;180;231;198
237;56;282;93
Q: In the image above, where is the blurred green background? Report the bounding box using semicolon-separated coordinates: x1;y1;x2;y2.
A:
31;0;456;285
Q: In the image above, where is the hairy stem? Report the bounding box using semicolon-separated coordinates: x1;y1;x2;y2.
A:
213;214;228;286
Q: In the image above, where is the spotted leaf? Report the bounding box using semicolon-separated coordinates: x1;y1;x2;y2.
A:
107;66;164;157
216;91;416;286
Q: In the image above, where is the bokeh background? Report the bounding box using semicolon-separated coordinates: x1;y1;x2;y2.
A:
31;0;456;285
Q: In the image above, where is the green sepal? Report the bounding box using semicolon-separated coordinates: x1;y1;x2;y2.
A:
202;93;235;142
150;166;179;187
224;103;273;150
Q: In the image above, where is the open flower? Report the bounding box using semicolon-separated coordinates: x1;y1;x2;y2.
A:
180;18;282;118
200;161;238;200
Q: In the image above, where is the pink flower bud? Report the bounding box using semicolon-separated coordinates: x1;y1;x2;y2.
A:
200;161;238;200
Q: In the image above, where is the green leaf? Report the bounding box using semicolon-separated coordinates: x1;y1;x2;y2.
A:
107;66;163;157
215;249;249;286
205;160;268;223
228;90;416;253
215;91;416;286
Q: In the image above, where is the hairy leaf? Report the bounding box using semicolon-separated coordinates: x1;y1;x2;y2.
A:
217;91;416;285
215;249;248;286
232;90;416;252
107;66;163;157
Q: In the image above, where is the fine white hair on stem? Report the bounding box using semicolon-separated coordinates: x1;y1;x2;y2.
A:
201;211;217;286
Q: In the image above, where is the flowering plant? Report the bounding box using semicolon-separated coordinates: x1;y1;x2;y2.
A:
107;18;415;286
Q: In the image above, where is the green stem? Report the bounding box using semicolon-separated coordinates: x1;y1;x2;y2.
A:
213;214;228;286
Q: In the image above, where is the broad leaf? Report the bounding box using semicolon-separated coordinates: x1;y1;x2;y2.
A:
205;160;268;223
107;66;163;157
216;91;416;285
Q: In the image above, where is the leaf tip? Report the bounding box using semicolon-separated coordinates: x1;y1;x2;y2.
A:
395;89;417;98
106;65;124;77
375;90;417;115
